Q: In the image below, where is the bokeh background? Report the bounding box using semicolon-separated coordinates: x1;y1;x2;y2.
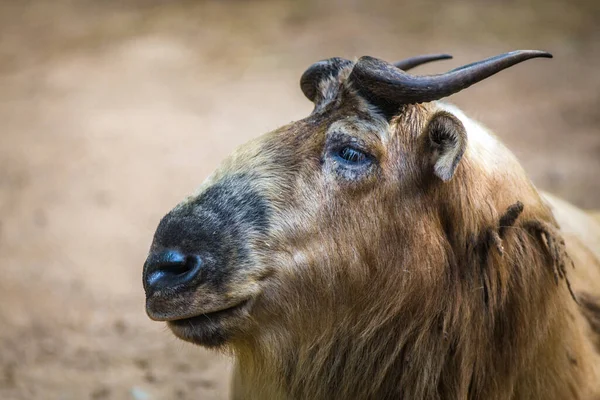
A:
0;0;599;399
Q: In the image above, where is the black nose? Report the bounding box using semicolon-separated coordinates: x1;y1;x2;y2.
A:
143;249;203;294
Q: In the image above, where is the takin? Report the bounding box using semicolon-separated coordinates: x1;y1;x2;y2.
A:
142;50;600;399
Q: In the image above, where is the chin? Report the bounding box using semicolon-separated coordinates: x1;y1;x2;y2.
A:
165;300;252;348
168;316;231;348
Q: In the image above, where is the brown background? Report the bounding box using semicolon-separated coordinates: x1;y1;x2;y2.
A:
0;0;599;399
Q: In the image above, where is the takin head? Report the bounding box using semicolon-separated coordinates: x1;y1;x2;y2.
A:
143;51;600;399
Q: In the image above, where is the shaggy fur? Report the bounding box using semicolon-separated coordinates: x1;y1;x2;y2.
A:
229;102;600;399
146;60;600;400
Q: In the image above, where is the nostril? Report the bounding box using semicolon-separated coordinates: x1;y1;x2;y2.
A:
163;256;197;276
144;250;203;292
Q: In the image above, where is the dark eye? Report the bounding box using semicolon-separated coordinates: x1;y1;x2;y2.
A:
335;146;370;165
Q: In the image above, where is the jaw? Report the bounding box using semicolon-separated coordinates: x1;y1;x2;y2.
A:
166;299;253;348
145;285;257;348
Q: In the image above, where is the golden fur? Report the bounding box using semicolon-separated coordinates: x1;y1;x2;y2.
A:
157;69;600;399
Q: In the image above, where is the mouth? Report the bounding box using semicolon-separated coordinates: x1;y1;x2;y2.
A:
168;299;250;325
166;299;252;348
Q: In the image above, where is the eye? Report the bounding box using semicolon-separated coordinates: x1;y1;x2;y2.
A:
335;146;371;165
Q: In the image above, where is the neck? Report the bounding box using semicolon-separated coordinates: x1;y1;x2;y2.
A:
233;271;590;399
232;199;592;399
233;292;587;400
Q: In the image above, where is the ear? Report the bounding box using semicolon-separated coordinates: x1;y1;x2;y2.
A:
425;111;467;181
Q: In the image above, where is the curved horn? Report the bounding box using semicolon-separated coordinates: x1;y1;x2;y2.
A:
349;50;552;109
301;54;452;103
393;53;452;71
300;57;352;102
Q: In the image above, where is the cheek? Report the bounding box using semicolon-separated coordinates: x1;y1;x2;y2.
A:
322;160;382;194
255;174;395;292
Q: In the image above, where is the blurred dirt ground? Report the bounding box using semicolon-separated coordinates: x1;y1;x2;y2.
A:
0;0;599;399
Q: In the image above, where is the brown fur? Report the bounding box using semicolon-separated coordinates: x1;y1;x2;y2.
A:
151;66;600;399
225;102;600;399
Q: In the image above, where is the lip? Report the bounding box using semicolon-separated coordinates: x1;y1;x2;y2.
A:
165;299;252;347
168;299;251;325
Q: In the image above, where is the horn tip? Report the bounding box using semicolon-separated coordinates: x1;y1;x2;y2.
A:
535;50;553;59
516;49;553;59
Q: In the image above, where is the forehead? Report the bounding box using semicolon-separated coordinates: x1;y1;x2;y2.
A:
326;114;389;141
288;100;435;154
